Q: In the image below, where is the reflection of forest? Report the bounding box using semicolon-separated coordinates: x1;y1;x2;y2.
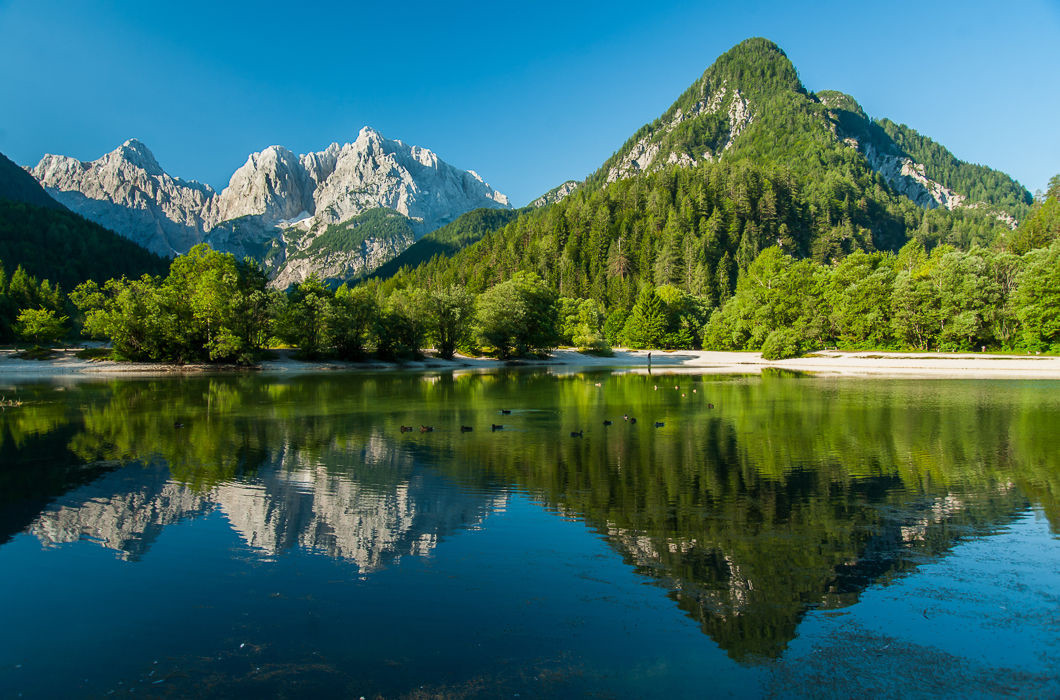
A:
2;372;1057;660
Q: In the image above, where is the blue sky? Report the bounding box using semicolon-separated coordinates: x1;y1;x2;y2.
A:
1;0;1058;206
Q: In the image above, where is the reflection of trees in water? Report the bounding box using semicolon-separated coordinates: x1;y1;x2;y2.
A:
4;372;1059;660
430;374;1060;659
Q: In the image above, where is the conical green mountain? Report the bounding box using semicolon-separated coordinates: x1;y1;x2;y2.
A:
376;38;1032;309
590;38;1029;216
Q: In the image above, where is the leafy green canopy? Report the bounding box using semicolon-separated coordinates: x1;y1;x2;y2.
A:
1009;175;1060;254
704;240;1059;356
474;271;559;358
72;244;273;363
14;308;67;346
0;262;65;342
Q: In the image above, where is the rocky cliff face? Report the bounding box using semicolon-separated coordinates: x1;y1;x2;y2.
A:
30;128;510;283
817;91;1022;228
530;180;580;208
32;139;216;255
605;84;752;184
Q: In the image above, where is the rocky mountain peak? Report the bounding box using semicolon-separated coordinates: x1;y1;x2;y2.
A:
30;129;511;284
31;140;216;255
211;144;313;225
356;125;384;144
115;138;164;175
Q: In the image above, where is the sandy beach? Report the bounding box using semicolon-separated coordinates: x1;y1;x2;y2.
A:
1;347;1059;381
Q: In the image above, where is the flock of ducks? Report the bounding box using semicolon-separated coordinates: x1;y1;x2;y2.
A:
399;383;715;438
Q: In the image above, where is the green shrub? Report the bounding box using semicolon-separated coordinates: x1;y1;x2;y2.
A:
760;328;805;360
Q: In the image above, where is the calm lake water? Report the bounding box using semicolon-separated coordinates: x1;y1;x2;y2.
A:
1;369;1058;698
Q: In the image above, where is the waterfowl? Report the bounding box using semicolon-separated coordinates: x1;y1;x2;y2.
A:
570;430;583;438
603;420;613;426
707;403;715;409
400;425;413;432
654;421;665;428
623;414;629;421
491;424;504;431
460;426;473;432
630;417;637;424
500;409;511;415
420;425;434;433
174;422;184;429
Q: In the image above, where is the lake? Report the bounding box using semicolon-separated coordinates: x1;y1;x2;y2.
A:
1;369;1058;698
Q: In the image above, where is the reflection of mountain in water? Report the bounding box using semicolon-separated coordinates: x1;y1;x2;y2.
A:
30;433;506;571
557;475;1028;661
8;372;1060;664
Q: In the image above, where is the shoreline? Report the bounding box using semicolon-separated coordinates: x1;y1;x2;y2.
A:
1;347;1059;381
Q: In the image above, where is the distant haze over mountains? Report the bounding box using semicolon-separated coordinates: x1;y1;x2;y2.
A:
28;127;510;286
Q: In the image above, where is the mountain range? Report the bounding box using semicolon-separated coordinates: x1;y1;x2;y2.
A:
25;127;510;286
4;37;1040;290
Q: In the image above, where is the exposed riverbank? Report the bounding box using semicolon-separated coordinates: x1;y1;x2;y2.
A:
2;347;1059;381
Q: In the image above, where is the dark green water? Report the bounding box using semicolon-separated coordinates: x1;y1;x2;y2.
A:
1;369;1058;698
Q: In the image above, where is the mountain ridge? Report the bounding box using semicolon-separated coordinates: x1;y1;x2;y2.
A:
376;38;1029;311
29;127;511;286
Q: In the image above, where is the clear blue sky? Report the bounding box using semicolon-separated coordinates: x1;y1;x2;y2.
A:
1;0;1057;206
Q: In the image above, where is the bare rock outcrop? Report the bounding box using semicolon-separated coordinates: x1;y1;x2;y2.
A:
30;129;510;282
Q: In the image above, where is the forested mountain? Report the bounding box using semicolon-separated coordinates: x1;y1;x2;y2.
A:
368;208;522;280
0;151;65;211
0;200;169;291
375;39;1033;309
0;150;168;291
586;38;1029;219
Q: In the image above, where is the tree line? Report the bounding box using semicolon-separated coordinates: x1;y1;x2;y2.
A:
3;175;1058;362
3;238;1057;363
2;244;547;361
